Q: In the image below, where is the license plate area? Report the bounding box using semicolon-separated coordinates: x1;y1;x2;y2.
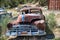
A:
21;31;27;35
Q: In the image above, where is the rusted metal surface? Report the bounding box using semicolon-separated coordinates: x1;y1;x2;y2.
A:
20;7;42;11
33;20;46;30
48;0;60;10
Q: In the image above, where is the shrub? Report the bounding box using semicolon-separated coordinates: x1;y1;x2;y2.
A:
0;35;7;40
39;0;48;6
0;0;48;8
0;16;11;34
45;13;56;30
0;16;11;40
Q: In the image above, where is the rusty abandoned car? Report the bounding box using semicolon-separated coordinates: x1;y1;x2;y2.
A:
6;7;46;40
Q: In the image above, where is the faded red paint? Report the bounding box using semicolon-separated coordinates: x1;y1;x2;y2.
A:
7;7;46;30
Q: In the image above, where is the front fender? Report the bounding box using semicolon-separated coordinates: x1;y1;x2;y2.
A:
33;20;46;30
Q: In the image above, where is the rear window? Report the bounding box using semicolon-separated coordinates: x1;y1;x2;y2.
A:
21;10;42;14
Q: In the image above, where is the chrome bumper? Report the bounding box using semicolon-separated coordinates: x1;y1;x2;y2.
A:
6;30;46;37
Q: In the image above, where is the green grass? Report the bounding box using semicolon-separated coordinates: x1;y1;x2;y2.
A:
0;16;12;34
0;16;11;40
45;13;56;30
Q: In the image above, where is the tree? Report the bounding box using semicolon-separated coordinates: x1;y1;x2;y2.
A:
0;0;48;8
39;0;48;6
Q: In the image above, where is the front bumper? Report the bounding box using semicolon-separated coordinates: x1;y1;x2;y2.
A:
6;30;46;37
6;24;46;37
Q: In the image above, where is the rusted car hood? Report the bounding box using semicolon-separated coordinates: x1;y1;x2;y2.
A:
18;14;41;22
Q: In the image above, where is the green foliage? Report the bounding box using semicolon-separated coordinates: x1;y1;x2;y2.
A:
0;0;48;8
0;16;11;40
0;35;7;40
45;13;56;30
0;16;11;34
39;0;48;6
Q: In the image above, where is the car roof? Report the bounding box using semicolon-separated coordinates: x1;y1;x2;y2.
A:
20;7;42;11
